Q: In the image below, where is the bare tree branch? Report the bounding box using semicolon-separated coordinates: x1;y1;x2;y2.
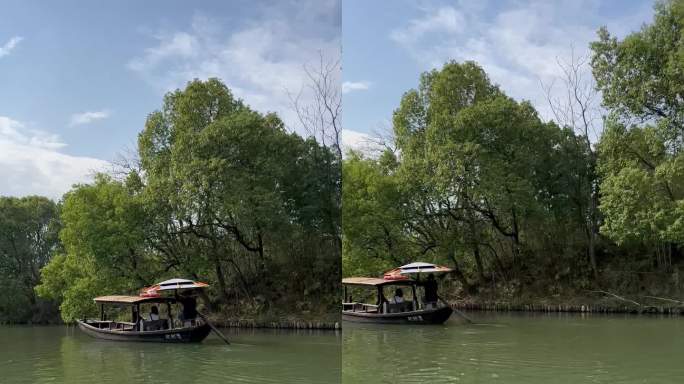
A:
288;50;342;159
540;46;602;145
540;46;603;278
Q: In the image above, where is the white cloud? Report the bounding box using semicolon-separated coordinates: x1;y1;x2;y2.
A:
342;81;371;94
69;110;111;126
389;1;652;122
341;129;386;158
0;116;109;199
128;12;341;134
390;7;465;45
0;36;23;58
127;32;198;71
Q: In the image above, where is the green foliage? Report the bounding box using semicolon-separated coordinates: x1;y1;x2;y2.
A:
344;0;684;300
35;175;149;321
597;122;684;246
0;196;60;323
36;253;102;322
342;151;406;277
344;61;597;294
593;0;684;268
591;0;684;134
36;78;340;321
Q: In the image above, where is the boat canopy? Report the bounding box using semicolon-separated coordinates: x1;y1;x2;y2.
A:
342;277;417;287
158;278;208;289
384;262;453;278
93;295;174;304
140;278;209;297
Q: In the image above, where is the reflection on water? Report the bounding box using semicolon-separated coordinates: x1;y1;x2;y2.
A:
0;326;340;384
342;312;684;383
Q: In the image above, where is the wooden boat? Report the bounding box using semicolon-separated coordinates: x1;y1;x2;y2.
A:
77;294;211;343
342;277;453;324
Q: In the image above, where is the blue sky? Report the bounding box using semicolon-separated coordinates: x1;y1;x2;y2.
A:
0;1;659;198
0;0;340;198
341;0;655;149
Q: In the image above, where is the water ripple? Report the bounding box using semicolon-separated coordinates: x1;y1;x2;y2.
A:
343;312;684;384
0;326;340;384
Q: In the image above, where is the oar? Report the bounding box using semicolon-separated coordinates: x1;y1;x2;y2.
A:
452;307;474;324
438;296;473;324
198;311;230;345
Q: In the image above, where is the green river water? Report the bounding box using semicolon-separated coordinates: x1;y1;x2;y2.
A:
4;313;684;383
342;312;684;383
0;326;341;383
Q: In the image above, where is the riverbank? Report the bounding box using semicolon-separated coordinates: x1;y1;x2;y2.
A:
1;318;341;329
0;311;342;330
213;318;340;329
450;294;684;315
206;308;341;330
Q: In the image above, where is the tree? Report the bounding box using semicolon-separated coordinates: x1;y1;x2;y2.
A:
542;50;602;277
0;196;60;323
38;78;341;321
344;61;595;295
139;78;339;305
289;51;342;159
592;0;684;143
288;52;343;250
342;151;408;277
596;120;684;268
592;0;684;269
392;62;506;285
36;175;151;321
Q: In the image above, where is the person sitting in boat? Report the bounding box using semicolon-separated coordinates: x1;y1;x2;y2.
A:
422;273;439;308
149;306;160;321
143;305;166;331
176;291;198;324
390;288;404;304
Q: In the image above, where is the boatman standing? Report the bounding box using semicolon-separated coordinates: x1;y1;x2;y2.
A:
176;291;198;325
421;273;439;308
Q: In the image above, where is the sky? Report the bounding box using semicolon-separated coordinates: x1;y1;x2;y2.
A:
341;0;656;150
0;0;340;199
0;1;659;199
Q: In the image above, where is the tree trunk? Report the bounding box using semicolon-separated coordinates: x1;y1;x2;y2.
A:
472;244;486;284
257;232;266;278
198;288;217;312
213;255;231;305
447;248;472;293
588;163;599;279
587;221;598;279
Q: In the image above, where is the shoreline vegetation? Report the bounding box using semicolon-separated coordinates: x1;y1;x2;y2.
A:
0;78;341;327
450;294;684;316
3;2;684;329
342;0;684;313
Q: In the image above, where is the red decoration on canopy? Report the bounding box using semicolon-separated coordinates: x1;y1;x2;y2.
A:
139;287;161;297
383;268;410;280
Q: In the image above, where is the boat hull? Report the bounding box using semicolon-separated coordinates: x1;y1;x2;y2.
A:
77;320;212;343
342;306;453;324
